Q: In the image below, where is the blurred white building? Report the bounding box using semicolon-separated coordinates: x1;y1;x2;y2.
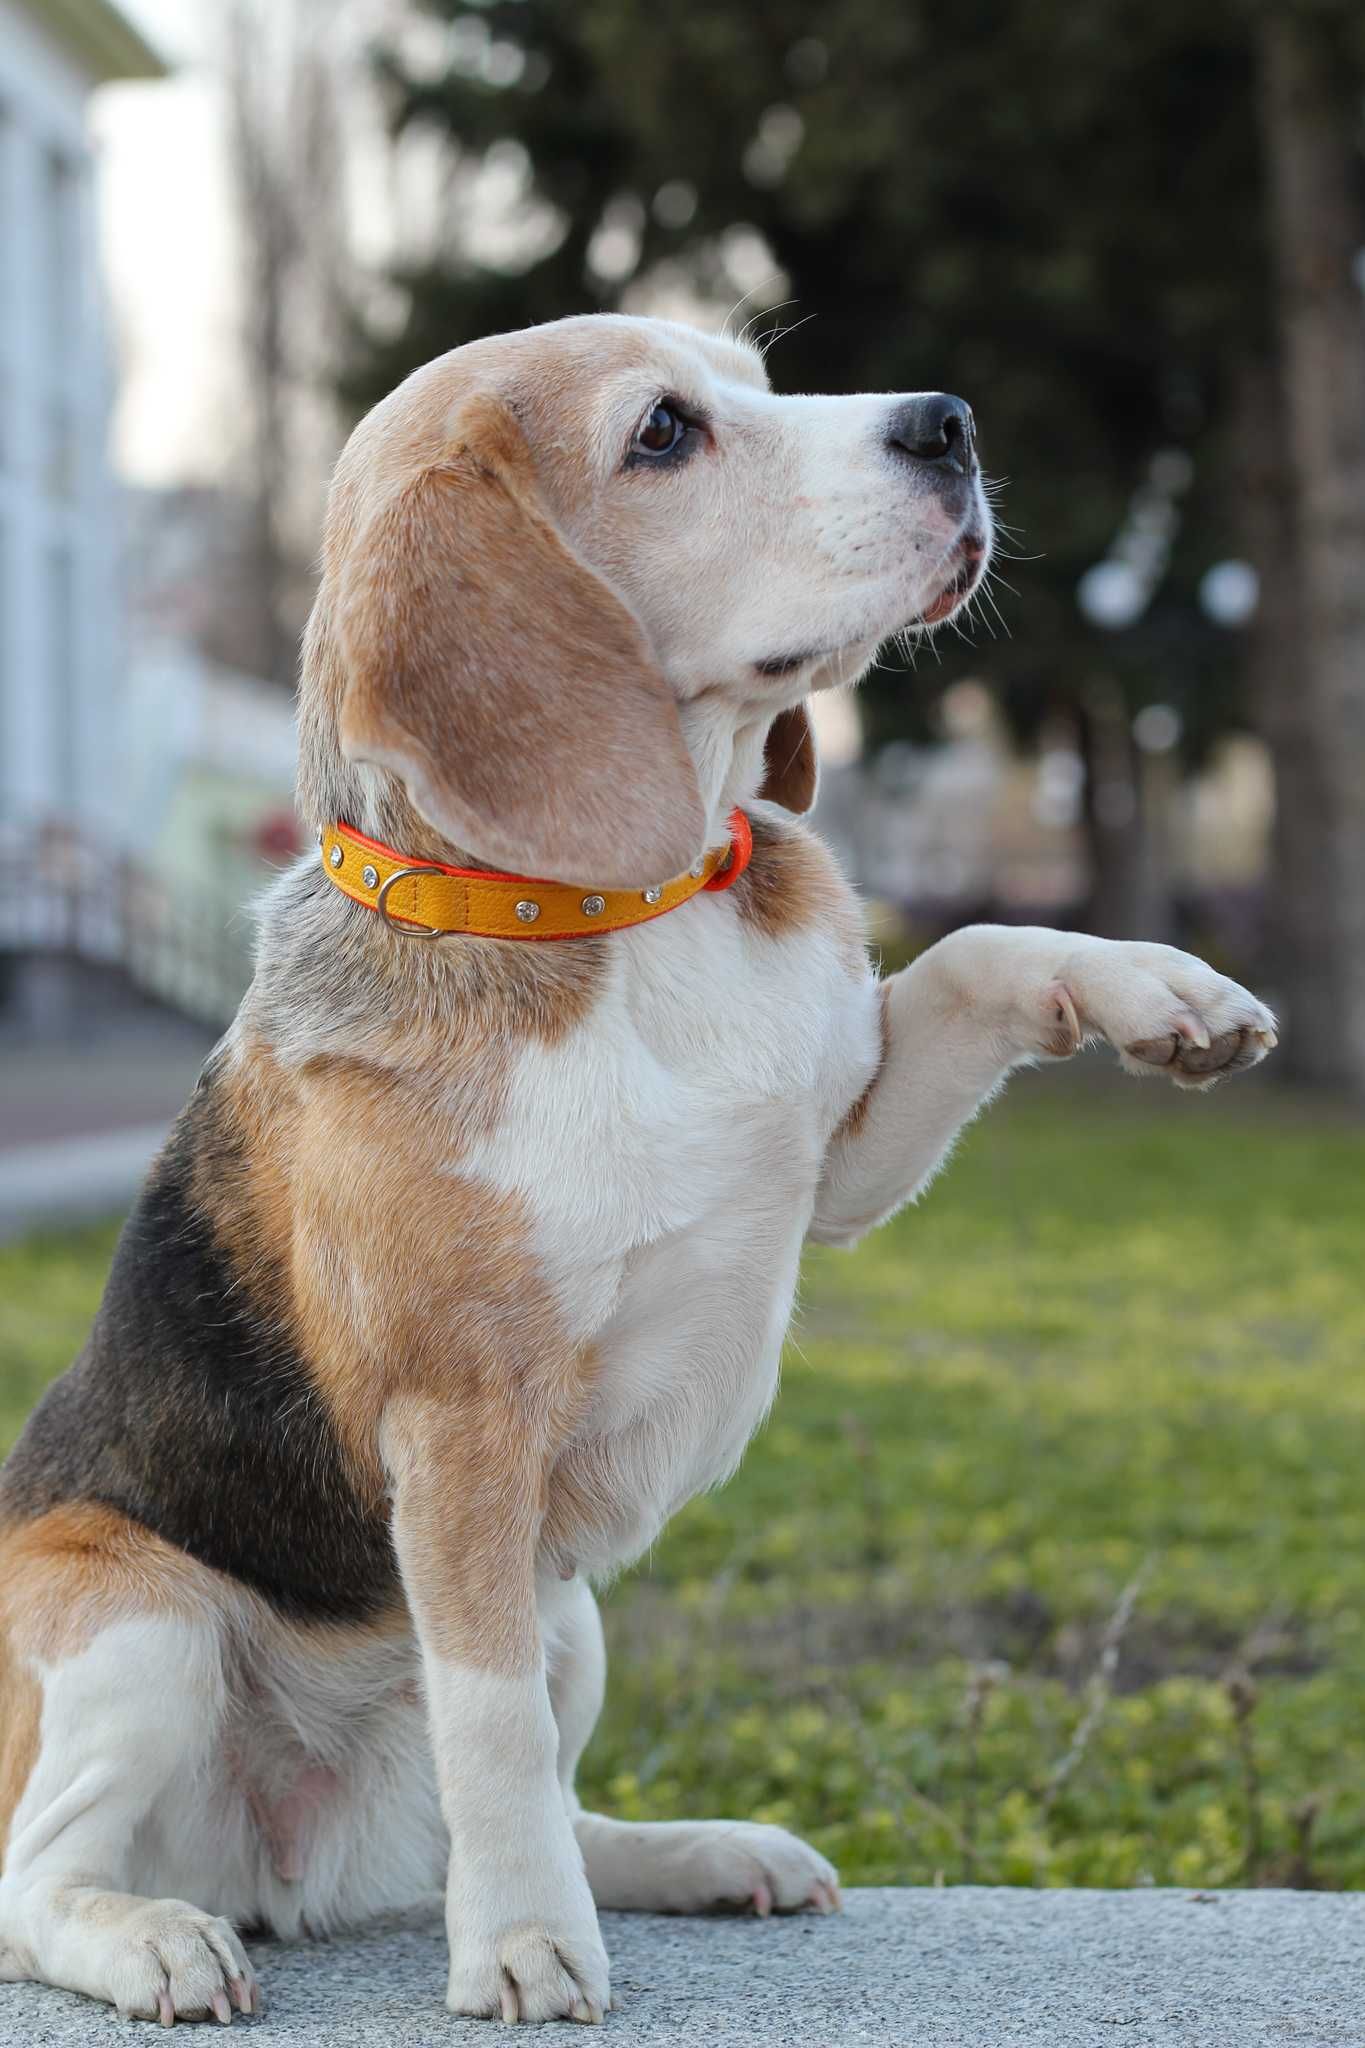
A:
0;0;163;837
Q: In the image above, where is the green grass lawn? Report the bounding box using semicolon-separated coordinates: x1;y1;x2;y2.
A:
3;1063;1363;1891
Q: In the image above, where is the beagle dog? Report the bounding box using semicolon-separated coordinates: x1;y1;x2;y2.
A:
0;314;1277;2027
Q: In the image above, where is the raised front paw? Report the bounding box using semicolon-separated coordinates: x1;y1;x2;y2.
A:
448;1919;611;2026
1054;940;1278;1090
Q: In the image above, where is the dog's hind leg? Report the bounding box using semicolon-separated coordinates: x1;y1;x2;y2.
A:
548;1576;841;1919
0;1611;261;2022
0;1518;262;2024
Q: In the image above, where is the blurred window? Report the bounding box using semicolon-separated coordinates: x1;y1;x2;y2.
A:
0;105;9;472
44;397;75;500
0;512;7;771
36;148;83;502
42;147;77;372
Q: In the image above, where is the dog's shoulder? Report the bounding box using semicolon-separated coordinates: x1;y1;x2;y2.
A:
250;852;611;1060
730;804;868;971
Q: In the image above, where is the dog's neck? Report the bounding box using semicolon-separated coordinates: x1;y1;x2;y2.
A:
301;680;786;881
677;690;784;845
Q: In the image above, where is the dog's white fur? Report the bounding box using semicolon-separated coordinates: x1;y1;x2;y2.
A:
0;315;1276;2026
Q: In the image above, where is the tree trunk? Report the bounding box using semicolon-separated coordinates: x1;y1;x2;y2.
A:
1256;13;1365;1090
1077;679;1171;940
1230;353;1336;1063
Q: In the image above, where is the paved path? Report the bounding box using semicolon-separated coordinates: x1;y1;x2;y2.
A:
0;1123;172;1239
0;1018;214;1239
3;1889;1362;2044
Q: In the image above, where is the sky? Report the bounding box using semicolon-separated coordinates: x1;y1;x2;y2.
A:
92;0;237;485
93;0;409;488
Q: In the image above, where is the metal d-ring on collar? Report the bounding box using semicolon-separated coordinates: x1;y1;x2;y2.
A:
375;864;445;940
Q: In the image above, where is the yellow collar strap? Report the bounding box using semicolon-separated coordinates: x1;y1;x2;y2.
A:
320;810;753;941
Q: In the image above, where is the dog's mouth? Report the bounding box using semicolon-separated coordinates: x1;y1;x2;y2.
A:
753;528;992;675
913;531;988;627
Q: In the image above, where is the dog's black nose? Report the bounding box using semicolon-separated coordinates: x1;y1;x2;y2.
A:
886;394;976;477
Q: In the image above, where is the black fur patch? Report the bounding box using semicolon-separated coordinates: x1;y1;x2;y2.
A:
0;1067;399;1622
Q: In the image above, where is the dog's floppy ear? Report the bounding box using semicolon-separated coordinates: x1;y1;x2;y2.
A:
334;395;706;886
757;702;819;814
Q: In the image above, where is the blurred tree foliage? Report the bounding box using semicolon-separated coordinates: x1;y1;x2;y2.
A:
344;0;1365;1076
348;1;1258;741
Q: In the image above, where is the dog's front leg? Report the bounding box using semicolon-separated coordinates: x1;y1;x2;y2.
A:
812;925;1277;1247
382;1394;609;2025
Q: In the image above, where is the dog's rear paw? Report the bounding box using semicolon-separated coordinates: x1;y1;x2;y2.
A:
683;1821;841;1917
605;1818;840;1918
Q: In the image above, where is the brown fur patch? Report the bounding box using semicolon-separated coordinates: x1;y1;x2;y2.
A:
186;1047;297;1331
282;1053;557;1466
758;703;819;814
0;1622;40;1860
0;1502;213;1667
197;1014;558;1422
198;1042;601;1669
734;811;868;970
836;977;891;1143
383;1374;594;1675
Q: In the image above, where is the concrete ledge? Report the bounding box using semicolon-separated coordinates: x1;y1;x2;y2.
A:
3;1888;1361;2044
0;1124;169;1241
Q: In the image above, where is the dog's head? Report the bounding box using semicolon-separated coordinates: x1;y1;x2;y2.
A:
300;314;992;885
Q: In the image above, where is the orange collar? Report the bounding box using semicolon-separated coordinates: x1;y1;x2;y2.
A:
320;810;753;941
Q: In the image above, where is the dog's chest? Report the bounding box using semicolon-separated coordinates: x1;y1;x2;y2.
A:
453;893;878;1556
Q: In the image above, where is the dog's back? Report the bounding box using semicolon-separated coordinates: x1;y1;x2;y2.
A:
0;1066;398;1622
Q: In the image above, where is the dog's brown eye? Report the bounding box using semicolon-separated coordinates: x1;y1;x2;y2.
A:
634;402;686;457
